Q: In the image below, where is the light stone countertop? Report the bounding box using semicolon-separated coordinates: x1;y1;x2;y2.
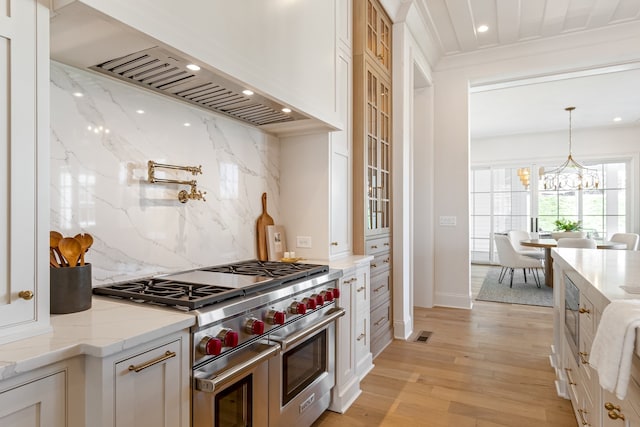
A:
552;248;640;308
0;297;195;380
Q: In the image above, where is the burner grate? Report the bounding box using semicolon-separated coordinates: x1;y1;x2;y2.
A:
93;279;245;309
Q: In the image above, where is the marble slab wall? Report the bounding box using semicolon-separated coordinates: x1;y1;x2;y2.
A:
50;61;280;285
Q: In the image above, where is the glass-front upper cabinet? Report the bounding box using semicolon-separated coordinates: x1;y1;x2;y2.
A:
365;63;391;235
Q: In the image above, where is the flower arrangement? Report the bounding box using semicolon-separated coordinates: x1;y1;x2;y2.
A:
554;218;582;232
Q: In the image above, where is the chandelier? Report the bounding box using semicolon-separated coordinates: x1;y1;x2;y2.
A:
539;106;600;191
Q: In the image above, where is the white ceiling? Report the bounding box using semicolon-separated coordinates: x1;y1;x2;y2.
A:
418;0;640;138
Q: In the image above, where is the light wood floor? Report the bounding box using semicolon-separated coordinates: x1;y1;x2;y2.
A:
313;264;577;427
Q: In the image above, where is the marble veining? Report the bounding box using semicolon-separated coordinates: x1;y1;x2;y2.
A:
50;62;281;285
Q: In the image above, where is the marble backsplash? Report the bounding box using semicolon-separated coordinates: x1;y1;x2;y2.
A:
50;61;280;285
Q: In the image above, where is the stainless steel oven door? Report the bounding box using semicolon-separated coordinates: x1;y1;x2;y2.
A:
268;307;345;427
193;342;279;427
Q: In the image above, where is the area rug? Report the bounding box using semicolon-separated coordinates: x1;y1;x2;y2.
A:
475;267;553;307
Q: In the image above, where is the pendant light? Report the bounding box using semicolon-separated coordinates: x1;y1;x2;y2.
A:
539;107;600;191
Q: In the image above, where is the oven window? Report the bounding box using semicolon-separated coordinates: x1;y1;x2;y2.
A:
282;330;327;405
215;374;252;427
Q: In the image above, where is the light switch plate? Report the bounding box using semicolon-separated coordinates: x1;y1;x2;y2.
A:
439;216;457;226
296;236;312;248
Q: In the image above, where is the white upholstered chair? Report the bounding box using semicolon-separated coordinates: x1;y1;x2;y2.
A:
609;233;639;251
508;230;544;260
494;234;544;288
556;238;597;249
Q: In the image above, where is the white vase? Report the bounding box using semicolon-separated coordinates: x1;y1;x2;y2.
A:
551;231;587;240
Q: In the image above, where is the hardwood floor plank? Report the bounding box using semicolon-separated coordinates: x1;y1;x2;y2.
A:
313;265;577;427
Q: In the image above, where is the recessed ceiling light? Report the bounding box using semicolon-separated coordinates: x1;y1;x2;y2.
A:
613;117;622;122
73;92;84;97
281;108;292;113
242;89;254;96
477;25;489;33
186;64;201;71
184;122;191;127
136;109;145;114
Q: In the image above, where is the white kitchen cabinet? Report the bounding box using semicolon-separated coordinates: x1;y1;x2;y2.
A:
0;358;84;427
330;259;372;413
0;0;50;344
85;331;190;427
0;372;65;427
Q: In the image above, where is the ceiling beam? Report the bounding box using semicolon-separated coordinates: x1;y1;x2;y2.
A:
496;0;521;44
444;0;478;52
541;0;571;36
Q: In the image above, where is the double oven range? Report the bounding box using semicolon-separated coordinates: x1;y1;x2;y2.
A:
93;260;344;427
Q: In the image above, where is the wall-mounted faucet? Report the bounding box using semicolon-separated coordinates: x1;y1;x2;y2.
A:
148;160;206;203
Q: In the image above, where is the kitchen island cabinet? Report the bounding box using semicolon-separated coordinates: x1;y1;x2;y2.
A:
552;248;640;427
0;0;51;344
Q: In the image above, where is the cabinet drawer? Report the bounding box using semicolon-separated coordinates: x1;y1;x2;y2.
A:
365;236;391;255
370;299;391;337
370;271;390;308
370;252;391;277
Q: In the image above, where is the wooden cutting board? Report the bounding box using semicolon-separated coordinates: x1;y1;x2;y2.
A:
256;192;274;261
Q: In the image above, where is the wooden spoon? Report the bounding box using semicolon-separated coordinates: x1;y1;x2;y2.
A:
58;237;82;268
74;233;94;266
50;231;65;267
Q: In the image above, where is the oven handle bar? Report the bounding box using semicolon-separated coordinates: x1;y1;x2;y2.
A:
270;307;345;352
195;343;279;393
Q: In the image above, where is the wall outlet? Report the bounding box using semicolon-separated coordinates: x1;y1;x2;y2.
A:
296;236;312;248
439;216;457;226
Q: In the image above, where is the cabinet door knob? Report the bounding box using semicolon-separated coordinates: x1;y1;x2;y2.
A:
18;290;34;300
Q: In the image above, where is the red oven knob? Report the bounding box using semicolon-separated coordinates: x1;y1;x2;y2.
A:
311;293;324;306
320;290;334;302
303;297;317;310
267;309;286;325
331;288;340;299
289;301;307;315
217;329;239;348
198;336;222;356
245;318;265;335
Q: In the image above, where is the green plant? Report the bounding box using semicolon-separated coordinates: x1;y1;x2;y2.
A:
554;218;582;231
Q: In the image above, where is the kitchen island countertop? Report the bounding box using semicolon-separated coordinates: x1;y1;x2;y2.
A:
0;297;195;381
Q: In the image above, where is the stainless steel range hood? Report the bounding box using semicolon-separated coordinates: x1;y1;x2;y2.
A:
50;1;322;131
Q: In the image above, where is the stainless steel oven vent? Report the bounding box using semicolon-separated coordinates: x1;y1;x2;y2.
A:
91;47;305;127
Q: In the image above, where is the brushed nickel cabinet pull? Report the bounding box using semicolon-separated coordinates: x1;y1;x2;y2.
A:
357;333;365;341
371;245;378;249
374;317;386;326
373;285;385;293
357;286;366;292
384;242;390;246
128;351;176;373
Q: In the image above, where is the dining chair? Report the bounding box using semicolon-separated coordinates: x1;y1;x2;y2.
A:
609;233;639;250
508;230;544;260
494;234;544;288
556;238;597;249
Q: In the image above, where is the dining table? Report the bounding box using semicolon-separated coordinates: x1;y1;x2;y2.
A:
519;238;626;287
